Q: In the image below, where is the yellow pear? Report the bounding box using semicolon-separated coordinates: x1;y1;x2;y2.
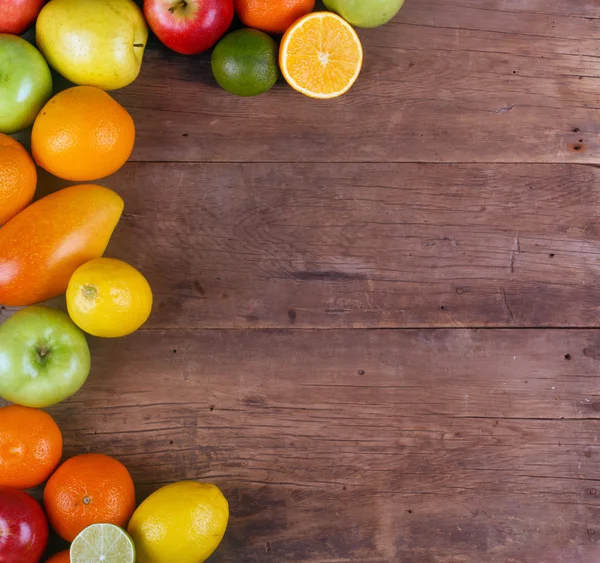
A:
36;0;147;90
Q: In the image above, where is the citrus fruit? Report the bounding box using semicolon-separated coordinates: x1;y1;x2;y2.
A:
66;257;153;338
0;405;62;489
46;550;70;563
0;133;36;225
280;11;363;99
44;453;136;542
212;29;279;97
31;85;135;182
71;524;135;563
128;481;229;563
234;0;315;34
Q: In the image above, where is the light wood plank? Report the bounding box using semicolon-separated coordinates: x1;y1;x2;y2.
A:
22;328;600;562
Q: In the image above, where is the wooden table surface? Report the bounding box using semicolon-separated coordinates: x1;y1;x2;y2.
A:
8;1;600;561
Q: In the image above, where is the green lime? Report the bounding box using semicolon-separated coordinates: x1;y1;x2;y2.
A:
211;29;279;97
71;523;135;563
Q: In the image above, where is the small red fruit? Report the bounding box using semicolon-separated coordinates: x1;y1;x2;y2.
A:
0;0;46;35
0;487;49;563
144;0;234;55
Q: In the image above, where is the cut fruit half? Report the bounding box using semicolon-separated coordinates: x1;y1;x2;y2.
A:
280;11;363;99
71;523;135;563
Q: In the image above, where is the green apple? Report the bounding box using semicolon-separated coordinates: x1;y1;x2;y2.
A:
0;34;52;134
36;0;148;91
323;0;405;28
0;306;91;408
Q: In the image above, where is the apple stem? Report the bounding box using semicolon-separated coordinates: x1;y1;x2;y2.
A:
38;347;49;358
168;1;187;13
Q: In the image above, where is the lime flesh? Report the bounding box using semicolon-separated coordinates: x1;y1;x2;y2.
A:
71;523;135;563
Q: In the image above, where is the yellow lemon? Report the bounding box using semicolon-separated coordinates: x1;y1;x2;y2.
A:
127;481;229;563
66;258;152;338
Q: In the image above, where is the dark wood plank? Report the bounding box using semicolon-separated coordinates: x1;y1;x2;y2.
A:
19;328;600;563
5;161;597;329
77;0;600;164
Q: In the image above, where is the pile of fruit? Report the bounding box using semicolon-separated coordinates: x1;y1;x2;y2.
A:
0;0;405;561
0;405;229;563
2;0;405;115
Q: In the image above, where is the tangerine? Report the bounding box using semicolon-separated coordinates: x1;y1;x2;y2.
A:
44;453;136;542
0;405;63;489
31;86;135;182
46;550;70;563
0;133;36;225
234;0;315;34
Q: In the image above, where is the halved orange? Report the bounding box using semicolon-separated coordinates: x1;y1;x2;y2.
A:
280;12;363;99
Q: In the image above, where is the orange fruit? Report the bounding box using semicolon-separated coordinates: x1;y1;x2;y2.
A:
0;405;63;489
0;133;36;225
46;550;70;563
31;86;135;182
280;11;363;99
234;0;315;34
44;453;136;542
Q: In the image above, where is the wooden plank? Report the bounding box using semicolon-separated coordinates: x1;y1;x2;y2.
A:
5;161;598;329
68;0;600;164
13;0;600;162
24;328;600;562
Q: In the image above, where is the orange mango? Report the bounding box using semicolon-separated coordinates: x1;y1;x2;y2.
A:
0;185;123;306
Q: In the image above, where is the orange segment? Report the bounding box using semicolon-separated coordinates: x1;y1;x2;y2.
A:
280;12;363;99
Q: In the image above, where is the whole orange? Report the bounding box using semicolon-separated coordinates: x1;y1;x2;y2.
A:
0;405;63;489
235;0;315;34
31;86;135;182
0;133;36;225
44;453;136;542
46;550;70;563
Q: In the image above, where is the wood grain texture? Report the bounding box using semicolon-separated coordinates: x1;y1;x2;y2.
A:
22;328;600;563
5;161;598;329
71;0;600;164
4;1;600;561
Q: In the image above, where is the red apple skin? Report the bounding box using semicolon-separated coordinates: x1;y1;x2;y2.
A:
0;0;46;35
144;0;234;55
0;487;49;563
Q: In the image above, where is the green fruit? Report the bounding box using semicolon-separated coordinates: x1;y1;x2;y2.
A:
71;524;135;563
0;306;91;408
0;34;52;134
211;29;278;97
323;0;405;28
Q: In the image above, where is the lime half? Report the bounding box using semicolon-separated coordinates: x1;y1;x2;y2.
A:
71;523;135;563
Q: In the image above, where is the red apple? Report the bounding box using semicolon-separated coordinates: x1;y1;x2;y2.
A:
0;0;46;35
144;0;234;55
0;487;49;563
